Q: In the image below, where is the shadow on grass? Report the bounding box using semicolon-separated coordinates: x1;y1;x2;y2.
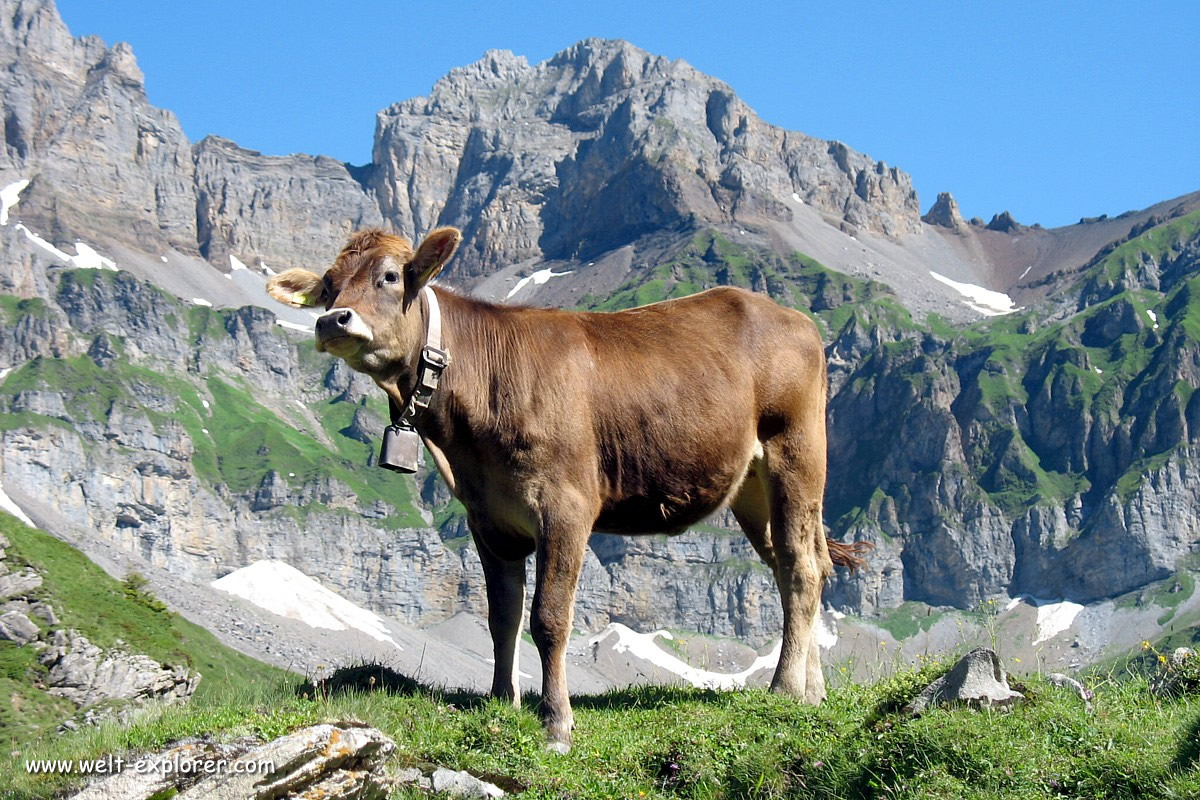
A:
296;662;734;714
1172;711;1200;771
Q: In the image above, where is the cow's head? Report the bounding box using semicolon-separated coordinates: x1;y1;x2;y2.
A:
266;228;461;377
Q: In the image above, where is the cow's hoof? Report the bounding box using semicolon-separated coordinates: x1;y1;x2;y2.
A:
545;740;571;755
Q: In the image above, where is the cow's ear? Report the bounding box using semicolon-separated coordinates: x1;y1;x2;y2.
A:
406;227;461;292
267;269;326;308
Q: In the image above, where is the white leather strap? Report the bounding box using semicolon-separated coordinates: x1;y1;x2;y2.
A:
424;286;442;352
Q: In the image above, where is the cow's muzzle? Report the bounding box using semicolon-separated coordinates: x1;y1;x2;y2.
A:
315;307;374;353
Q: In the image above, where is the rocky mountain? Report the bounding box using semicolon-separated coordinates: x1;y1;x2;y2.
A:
0;0;1197;669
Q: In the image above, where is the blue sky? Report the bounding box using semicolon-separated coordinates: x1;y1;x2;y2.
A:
57;0;1199;229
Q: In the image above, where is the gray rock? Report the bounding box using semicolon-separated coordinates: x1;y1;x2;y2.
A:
907;647;1024;715
0;609;39;644
922;192;968;233
68;726;392;800
1046;673;1094;711
396;766;432;789
0;569;42;600
193;136;383;271
432;766;506;798
39;628;199;708
176;724;393;800
31;601;59;625
374;40;920;284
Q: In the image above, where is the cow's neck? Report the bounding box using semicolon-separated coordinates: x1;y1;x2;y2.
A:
377;287;445;426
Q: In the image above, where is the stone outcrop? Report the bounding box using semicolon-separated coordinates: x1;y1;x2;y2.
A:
39;628;199;708
922;192;967;232
69;724;395;800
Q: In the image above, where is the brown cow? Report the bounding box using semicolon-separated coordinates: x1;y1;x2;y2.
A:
267;227;868;751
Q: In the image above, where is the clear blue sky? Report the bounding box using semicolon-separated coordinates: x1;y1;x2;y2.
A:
56;0;1199;229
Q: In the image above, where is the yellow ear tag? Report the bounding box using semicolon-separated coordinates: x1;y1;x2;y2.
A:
292;292;314;307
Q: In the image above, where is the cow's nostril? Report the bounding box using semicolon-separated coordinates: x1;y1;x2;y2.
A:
337;310;352;326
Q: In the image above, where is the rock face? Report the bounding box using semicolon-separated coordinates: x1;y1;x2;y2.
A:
0;0;197;253
372;41;921;281
193;136;383;271
1;1;923;287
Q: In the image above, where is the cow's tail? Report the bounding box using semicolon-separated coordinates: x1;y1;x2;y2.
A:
827;537;874;571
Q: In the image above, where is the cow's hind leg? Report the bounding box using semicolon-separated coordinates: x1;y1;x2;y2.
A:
733;452;830;703
763;425;832;703
471;522;530;705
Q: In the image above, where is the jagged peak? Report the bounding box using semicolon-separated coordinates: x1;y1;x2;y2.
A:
986;211;1023;233
90;40;144;89
923;192;966;231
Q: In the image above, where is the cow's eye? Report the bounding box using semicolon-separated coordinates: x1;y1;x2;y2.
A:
383;271;400;285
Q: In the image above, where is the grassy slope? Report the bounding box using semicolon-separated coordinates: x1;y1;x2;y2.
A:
0;513;290;748
5;658;1200;800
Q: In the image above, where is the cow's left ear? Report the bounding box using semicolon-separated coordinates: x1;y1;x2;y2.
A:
267;268;327;308
406;227;461;292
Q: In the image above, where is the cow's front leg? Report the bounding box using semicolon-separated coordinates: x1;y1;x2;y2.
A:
530;505;590;753
471;525;528;705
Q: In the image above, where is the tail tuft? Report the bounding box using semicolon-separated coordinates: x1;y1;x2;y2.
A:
826;537;874;572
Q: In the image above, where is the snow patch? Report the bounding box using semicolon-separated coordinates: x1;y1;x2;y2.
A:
69;242;117;271
1095;367;1104;374
13;225;117;270
229;255;248;271
276;319;312;332
201;399;210;409
1;178;30;225
15;224;72;261
212;560;401;649
791;192;804;204
160;255;169;263
200;428;209;435
0;480;36;528
506;267;573;299
261;262;277;276
929;271;1018;316
1147;309;1159;329
813;612;838;650
586;623;779;689
191;298;213;307
1034;600;1085;644
1019;266;1032;280
0;367;11;381
1004;596;1085;644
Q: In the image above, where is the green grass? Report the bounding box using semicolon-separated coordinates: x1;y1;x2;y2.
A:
873;601;945;641
6;656;1200;799
0;513;291;747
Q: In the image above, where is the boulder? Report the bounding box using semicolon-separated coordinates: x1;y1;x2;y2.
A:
907;647;1024;715
69;724;394;800
0;608;40;644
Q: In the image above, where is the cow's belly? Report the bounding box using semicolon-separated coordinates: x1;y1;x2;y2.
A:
593;458;749;535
